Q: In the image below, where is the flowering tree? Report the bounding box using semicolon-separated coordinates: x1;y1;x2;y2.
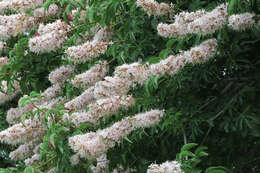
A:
0;0;259;172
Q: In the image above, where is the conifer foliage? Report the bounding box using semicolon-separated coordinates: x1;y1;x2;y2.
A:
0;0;259;172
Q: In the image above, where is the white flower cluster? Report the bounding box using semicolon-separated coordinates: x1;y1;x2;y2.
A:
48;65;75;84
41;84;63;101
149;39;217;76
147;161;184;173
69;110;164;160
29;20;71;53
136;0;171;16
93;76;133;99
66;27;113;64
157;4;228;37
66;40;112;64
0;13;35;40
0;80;21;105
65;86;95;110
72;61;109;88
0;56;8;68
0;0;43;14
65;95;135;126
114;62;150;85
9;140;38;161
6;108;22;124
24;153;40;166
33;4;59;18
0;118;45;145
228;13;257;31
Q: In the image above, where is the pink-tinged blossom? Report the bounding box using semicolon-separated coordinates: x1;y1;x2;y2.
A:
6;108;22;124
24;153;40;166
33;4;59;18
157;4;228;37
9;141;38;161
66;40;112;64
187;3;228;35
157;10;206;37
0;13;35;40
66;95;135;126
94;76;133;99
228;13;257;31
48;65;75;84
29;20;71;53
0;0;43;14
72;61;109;88
149;39;217;76
65;86;95;110
114;62;150;85
136;0;171;16
41;84;63;101
0;119;45;145
69;110;164;159
147;161;184;173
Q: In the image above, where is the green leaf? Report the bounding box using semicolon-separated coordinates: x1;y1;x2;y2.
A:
181;143;198;152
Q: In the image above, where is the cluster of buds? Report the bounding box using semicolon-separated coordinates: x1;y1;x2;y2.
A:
147;161;184;173
157;4;227;37
0;0;43;14
228;13;257;31
136;0;171;16
149;39;217;76
65;95;135;126
69;110;164;160
29;20;71;53
72;61;109;88
48;65;75;84
0;80;21;105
